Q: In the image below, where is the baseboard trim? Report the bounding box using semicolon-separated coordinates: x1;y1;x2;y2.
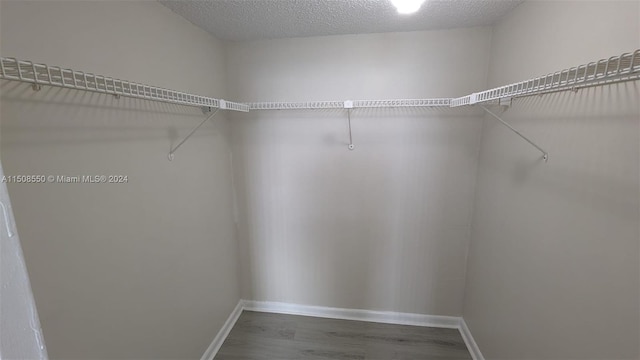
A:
200;300;243;360
242;299;461;329
202;299;484;360
459;318;485;360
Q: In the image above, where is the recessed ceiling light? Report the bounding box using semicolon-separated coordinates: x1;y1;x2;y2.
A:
390;0;427;14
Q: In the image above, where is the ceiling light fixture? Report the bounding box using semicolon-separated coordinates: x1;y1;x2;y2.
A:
390;0;426;14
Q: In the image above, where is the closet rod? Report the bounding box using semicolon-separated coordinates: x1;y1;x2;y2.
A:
451;49;640;107
0;57;249;112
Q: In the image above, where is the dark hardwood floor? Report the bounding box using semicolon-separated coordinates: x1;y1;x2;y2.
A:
214;311;472;359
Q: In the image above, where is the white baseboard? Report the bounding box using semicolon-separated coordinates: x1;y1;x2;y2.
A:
242;299;460;329
459;318;485;360
200;300;243;360
202;299;484;360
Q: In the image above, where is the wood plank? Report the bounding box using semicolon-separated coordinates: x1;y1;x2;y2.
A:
215;311;472;359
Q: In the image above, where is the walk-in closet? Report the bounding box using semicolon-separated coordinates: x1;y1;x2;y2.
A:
1;1;638;359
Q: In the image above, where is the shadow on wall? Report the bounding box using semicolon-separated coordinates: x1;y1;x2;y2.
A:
481;81;639;223
0;81;225;149
233;106;484;316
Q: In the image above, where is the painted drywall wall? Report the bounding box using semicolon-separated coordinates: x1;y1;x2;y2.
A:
463;1;640;359
226;28;492;316
0;1;240;359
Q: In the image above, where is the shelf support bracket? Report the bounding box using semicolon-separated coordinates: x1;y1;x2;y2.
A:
168;108;219;161
480;105;548;162
345;101;355;150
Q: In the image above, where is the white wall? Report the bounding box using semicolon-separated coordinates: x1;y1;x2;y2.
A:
0;1;240;359
463;1;640;359
226;28;492;316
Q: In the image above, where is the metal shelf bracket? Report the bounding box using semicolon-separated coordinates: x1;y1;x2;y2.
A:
344;101;355;150
168;108;220;161
481;105;548;162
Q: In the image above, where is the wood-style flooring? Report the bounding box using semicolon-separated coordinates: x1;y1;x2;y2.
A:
214;311;472;359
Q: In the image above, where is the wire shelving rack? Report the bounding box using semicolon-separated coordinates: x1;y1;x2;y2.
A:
451;49;640;107
247;98;451;110
0;57;249;112
2;49;639;160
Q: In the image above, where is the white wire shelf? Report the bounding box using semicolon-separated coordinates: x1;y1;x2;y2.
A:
249;101;344;110
0;57;249;112
2;49;638;113
248;98;451;110
353;98;450;108
451;49;640;107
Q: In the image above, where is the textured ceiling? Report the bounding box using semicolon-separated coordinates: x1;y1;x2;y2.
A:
159;0;525;42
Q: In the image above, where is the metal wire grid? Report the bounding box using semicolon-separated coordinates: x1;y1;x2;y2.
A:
0;57;249;112
353;98;450;107
219;100;250;112
248;98;451;110
451;49;640;107
248;101;345;110
449;96;472;107
2;49;639;113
